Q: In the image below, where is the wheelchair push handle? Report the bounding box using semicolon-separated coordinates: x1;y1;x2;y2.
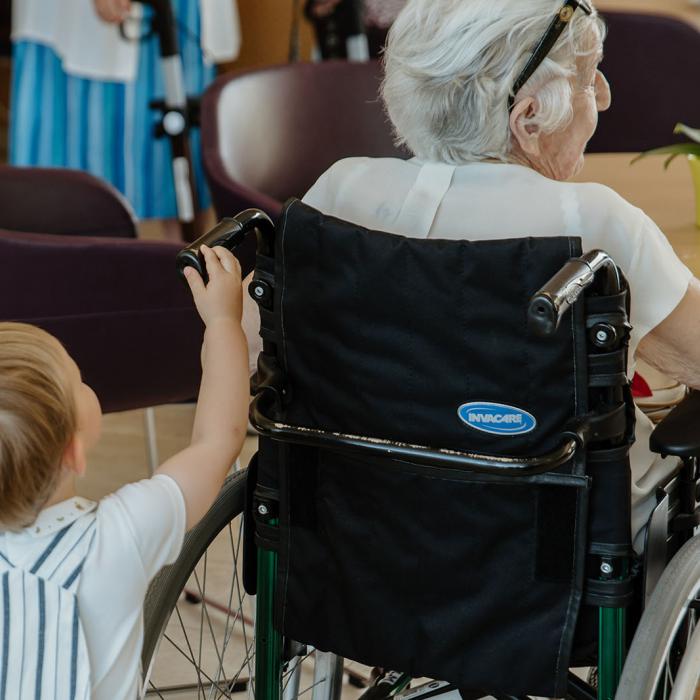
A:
176;209;275;284
528;250;621;337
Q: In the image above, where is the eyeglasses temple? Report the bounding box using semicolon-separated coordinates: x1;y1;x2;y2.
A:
508;0;592;111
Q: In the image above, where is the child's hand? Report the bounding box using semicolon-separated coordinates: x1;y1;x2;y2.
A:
94;0;132;23
184;245;243;326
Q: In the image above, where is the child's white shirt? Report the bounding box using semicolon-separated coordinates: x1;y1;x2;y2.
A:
0;474;186;700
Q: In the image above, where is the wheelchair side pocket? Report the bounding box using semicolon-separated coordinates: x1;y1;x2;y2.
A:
275;446;589;699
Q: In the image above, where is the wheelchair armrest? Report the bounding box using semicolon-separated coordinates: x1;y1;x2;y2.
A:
649;390;700;458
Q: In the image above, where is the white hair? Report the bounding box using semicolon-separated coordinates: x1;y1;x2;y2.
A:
381;0;606;164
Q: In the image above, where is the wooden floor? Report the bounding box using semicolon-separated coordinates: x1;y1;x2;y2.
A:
78;404;257;501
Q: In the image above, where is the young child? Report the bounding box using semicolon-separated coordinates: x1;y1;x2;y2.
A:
0;245;249;699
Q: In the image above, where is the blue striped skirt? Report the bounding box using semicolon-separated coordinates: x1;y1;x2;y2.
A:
9;0;215;219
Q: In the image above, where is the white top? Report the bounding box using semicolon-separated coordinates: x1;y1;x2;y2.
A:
0;475;186;700
303;157;694;541
12;0;241;82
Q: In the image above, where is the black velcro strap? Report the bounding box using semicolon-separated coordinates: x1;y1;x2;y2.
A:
256;253;275;275
255;522;280;551
585;289;628;316
586;403;628;443
588;542;634;558
253;352;285;400
584;576;635;607
254;267;275;286
588;350;627;388
255;484;280;503
259;307;277;342
589;373;628;388
589;350;626;375
587;444;630;464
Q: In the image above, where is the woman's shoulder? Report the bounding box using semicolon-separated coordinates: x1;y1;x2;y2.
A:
313;156;418;185
303;157;419;211
563;178;645;224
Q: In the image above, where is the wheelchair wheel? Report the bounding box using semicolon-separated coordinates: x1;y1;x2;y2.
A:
141;470;250;697
616;534;700;699
140;469;345;700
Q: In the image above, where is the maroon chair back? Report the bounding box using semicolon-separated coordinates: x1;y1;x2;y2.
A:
0;166;201;414
0;229;202;413
589;12;700;153
201;60;405;222
0;165;137;238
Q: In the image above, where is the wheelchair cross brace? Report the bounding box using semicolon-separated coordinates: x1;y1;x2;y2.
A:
250;393;579;476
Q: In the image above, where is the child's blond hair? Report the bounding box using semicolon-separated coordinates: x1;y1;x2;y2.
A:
0;323;77;529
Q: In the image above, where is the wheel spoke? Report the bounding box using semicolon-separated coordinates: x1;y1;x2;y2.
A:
230;524;256;691
282;650;314;693
150;523;255;700
208;524;243;700
193;567;228;679
175;605;206;692
197;551;208;699
162;633;234;697
146;680;167;699
297;676;331;698
143;476;299;700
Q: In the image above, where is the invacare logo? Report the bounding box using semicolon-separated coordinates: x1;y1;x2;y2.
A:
458;402;536;436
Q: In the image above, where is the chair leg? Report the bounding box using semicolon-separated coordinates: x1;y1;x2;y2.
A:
144;407;159;474
311;652;344;700
282;655;302;700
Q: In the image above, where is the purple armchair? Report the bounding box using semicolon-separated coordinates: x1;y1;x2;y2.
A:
201;61;406;268
0;165;138;238
0;230;202;414
588;12;700;153
0;167;202;416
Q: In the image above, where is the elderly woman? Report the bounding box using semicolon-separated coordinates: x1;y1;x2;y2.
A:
298;0;698;547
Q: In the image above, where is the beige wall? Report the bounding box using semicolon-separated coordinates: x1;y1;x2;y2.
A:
224;0;315;72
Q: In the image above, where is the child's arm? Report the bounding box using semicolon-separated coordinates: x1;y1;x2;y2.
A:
156;245;249;530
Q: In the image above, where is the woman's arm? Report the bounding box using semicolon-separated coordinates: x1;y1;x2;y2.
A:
637;278;700;390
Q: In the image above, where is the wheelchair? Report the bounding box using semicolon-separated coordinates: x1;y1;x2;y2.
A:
141;200;700;700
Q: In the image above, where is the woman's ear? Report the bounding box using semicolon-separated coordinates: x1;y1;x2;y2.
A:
509;96;541;157
62;434;87;477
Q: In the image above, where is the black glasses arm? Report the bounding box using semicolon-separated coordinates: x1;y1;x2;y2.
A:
508;0;592;111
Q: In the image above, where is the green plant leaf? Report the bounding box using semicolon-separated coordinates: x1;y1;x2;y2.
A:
631;143;700;168
674;123;700;144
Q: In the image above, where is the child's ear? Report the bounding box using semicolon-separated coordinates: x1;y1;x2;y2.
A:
62;434;87;477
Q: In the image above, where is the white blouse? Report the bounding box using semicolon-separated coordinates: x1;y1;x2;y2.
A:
11;0;241;83
303;156;694;543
